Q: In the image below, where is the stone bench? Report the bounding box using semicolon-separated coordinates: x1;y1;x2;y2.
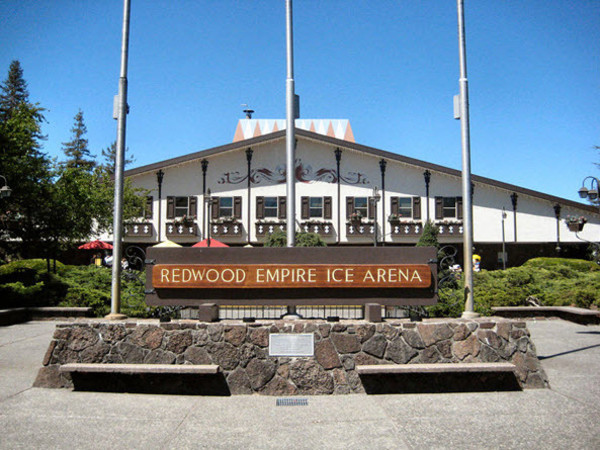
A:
59;363;226;395
357;362;515;375
59;363;221;375
492;306;600;325
356;362;519;393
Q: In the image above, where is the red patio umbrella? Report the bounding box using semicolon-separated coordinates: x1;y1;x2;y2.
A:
192;238;229;248
78;240;113;250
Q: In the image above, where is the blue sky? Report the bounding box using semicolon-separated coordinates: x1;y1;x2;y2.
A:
1;1;598;202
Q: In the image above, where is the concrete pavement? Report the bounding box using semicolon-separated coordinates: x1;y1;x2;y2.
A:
0;319;599;449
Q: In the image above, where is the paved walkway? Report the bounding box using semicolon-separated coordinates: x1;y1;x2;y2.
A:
1;319;599;449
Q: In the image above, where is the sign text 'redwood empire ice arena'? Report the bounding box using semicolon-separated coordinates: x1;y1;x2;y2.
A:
144;247;438;306
153;264;431;289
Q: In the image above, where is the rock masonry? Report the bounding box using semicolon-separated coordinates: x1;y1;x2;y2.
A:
34;318;548;394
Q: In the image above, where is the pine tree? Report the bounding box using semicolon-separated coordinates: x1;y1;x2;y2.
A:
62;109;95;171
101;141;134;175
0;60;52;258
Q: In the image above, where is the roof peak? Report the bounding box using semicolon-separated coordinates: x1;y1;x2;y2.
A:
233;119;355;143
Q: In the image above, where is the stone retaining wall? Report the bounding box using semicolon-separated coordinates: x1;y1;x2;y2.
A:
34;318;548;394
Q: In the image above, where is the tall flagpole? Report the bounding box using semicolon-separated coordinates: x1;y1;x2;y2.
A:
107;0;131;320
457;0;478;318
285;0;296;248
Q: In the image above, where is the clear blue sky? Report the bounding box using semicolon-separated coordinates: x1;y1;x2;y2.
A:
1;1;598;202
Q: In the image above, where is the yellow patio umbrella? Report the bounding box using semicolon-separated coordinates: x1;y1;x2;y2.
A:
152;240;182;248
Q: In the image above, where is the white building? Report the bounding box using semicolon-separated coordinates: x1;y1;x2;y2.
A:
118;119;600;270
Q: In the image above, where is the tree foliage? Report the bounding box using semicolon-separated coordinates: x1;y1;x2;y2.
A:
61;109;95;171
264;229;327;247
101;141;134;175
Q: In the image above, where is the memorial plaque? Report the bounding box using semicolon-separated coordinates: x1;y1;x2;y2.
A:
269;334;315;357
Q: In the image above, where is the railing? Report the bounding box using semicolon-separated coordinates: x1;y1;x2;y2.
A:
346;221;375;237
166;222;197;237
124;222;153;237
255;221;286;237
211;221;243;237
299;221;334;236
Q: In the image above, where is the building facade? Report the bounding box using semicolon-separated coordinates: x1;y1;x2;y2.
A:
113;120;600;270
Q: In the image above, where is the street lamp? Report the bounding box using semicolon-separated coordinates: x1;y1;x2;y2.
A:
156;170;164;241
0;176;11;198
578;176;600;211
372;186;381;247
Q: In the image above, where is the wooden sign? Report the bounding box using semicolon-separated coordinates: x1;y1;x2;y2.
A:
145;247;438;306
153;264;431;289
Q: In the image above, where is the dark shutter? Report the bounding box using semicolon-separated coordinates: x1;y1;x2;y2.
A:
324;197;332;219
189;196;197;218
301;196;309;220
456;197;463;220
278;196;287;219
145;196;153;219
368;197;375;220
234;196;242;219
256;196;265;219
390;197;399;215
166;196;175;219
412;197;421;220
211;197;220;219
346;197;354;219
435;197;443;220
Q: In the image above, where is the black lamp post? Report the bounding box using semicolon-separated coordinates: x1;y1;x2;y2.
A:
156;170;164;241
335;148;342;245
423;170;431;222
554;204;562;253
372;186;381;247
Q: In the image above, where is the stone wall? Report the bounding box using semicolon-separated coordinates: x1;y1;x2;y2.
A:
34;318;548;394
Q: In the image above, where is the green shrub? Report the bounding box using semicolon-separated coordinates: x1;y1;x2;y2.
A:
264;230;326;247
0;259;67;308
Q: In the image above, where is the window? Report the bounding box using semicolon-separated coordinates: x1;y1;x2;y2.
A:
397;197;412;218
309;197;323;218
219;197;233;218
211;196;242;220
390;196;421;220
353;197;368;218
166;196;197;219
175;197;189;217
301;196;332;220
256;196;286;220
264;197;278;218
435;196;462;220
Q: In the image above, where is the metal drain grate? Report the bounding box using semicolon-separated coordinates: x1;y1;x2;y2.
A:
276;398;308;406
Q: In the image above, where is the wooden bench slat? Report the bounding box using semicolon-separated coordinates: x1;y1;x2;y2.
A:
59;363;220;375
356;362;516;375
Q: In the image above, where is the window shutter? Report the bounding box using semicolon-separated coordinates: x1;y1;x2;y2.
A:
166;196;175;219
412;197;421;220
278;196;287;219
301;196;309;220
234;196;242;219
346;197;354;219
188;196;197;218
145;196;153;219
324;197;332;219
256;196;265;220
368;197;375;220
435;197;443;220
456;197;463;220
390;197;399;215
211;197;220;219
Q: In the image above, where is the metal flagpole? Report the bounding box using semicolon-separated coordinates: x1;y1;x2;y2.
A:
285;0;296;248
107;0;132;320
456;0;478;318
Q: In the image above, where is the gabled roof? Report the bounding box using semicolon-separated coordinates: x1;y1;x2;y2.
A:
124;128;598;214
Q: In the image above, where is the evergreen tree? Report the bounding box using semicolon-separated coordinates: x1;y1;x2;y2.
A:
62;109;95;171
0;60;52;258
101;141;134;175
417;220;440;248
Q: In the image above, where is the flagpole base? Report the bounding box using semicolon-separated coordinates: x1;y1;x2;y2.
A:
105;313;128;320
461;311;480;319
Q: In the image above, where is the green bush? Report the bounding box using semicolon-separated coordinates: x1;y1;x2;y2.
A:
264;230;326;247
